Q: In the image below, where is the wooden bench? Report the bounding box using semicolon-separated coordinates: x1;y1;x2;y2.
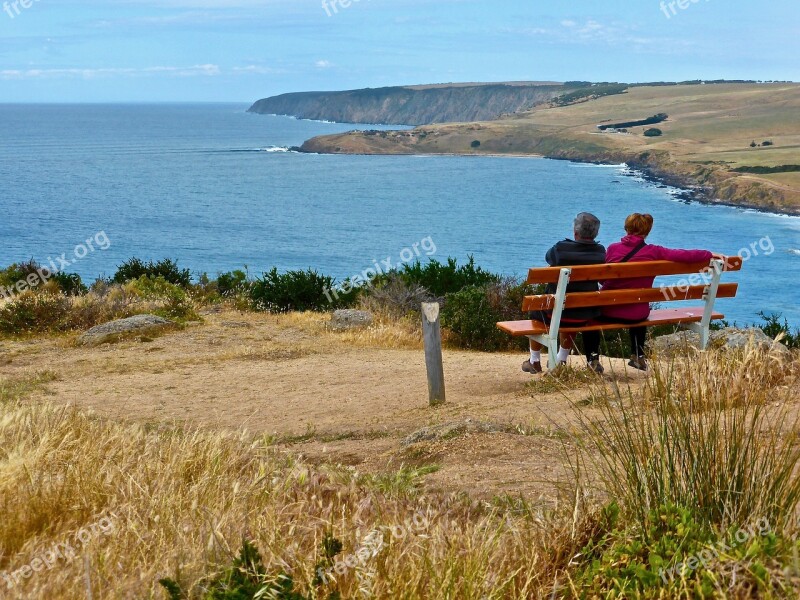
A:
497;257;743;369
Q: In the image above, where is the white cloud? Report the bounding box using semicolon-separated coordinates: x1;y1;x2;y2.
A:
0;64;221;79
505;18;697;53
315;60;332;68
232;65;282;74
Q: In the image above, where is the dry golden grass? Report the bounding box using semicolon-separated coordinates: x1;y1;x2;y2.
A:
2;338;800;598
0;371;581;599
279;310;424;350
647;338;798;408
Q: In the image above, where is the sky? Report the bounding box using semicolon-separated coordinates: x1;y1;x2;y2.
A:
0;0;797;103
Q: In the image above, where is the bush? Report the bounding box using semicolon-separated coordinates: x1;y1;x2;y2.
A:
112;258;191;287
0;260;86;295
578;344;800;532
126;276;197;321
598;113;668;131
360;273;431;317
160;539;312;600
65;287;141;330
471;140;481;148
50;272;87;296
400;256;500;298
250;268;357;313
0;260;42;291
0;290;70;334
756;311;799;349
216;269;251;298
441;279;530;351
571;501;791;598
644;128;663;137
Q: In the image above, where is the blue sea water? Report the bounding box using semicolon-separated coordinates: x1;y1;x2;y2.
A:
0;103;798;324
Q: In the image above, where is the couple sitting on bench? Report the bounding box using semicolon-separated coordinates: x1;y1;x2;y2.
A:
521;212;724;375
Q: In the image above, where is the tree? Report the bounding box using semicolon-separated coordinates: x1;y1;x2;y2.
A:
470;140;481;148
643;128;663;137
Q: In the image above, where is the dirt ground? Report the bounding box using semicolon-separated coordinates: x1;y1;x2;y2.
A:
0;308;650;501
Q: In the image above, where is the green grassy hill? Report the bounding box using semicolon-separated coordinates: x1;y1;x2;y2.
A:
300;82;800;213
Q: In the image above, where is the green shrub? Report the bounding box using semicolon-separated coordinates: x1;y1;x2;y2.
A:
755;311;799;348
50;272;87;296
441;279;530;351
571;501;791;598
0;291;70;334
216;269;251;297
644;128;663;137
126;276;197;321
250;268;357;313
160;536;346;600
0;261;87;296
112;258;191;287
160;540;311;600
400;256;500;298
470;140;481;148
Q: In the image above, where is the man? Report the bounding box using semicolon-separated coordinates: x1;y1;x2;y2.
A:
522;212;606;374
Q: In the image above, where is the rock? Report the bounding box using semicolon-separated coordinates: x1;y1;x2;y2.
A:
402;419;507;447
652;327;790;358
330;309;373;331
78;314;174;346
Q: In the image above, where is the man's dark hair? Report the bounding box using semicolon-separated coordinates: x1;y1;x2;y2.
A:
574;212;601;240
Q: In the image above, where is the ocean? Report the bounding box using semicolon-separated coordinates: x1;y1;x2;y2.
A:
0;103;798;325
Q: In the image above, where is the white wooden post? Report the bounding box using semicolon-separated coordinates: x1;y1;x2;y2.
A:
422;302;445;406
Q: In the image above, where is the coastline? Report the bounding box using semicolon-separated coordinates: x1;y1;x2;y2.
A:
292;82;800;217
547;155;800;217
297;139;800;217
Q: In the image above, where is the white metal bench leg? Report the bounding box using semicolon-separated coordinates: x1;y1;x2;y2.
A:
528;268;571;370
682;259;724;350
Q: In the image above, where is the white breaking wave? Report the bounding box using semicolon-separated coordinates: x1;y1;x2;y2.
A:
789;249;800;256
569;162;627;168
259;146;291;153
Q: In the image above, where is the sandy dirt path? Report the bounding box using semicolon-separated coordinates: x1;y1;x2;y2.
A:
0;309;646;500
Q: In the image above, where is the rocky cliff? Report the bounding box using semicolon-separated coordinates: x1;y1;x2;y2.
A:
247;83;569;125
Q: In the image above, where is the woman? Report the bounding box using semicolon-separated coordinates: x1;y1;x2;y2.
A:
601;213;723;371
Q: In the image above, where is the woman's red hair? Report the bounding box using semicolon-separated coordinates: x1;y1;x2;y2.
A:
624;213;654;237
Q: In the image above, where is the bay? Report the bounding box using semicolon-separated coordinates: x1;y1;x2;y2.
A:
0;103;798;324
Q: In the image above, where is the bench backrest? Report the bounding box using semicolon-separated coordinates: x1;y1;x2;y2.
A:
523;257;742;312
526;257;743;285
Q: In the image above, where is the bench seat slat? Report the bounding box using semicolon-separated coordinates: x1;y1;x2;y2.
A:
522;283;738;312
526;258;742;285
496;308;724;337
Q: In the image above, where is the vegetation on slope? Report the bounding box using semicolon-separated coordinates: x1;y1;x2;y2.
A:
247;83;573;125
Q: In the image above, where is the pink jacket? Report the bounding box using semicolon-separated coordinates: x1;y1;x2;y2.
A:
601;234;712;321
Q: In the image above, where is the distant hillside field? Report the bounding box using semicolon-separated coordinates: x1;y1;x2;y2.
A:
247;83;572;125
299;82;800;214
